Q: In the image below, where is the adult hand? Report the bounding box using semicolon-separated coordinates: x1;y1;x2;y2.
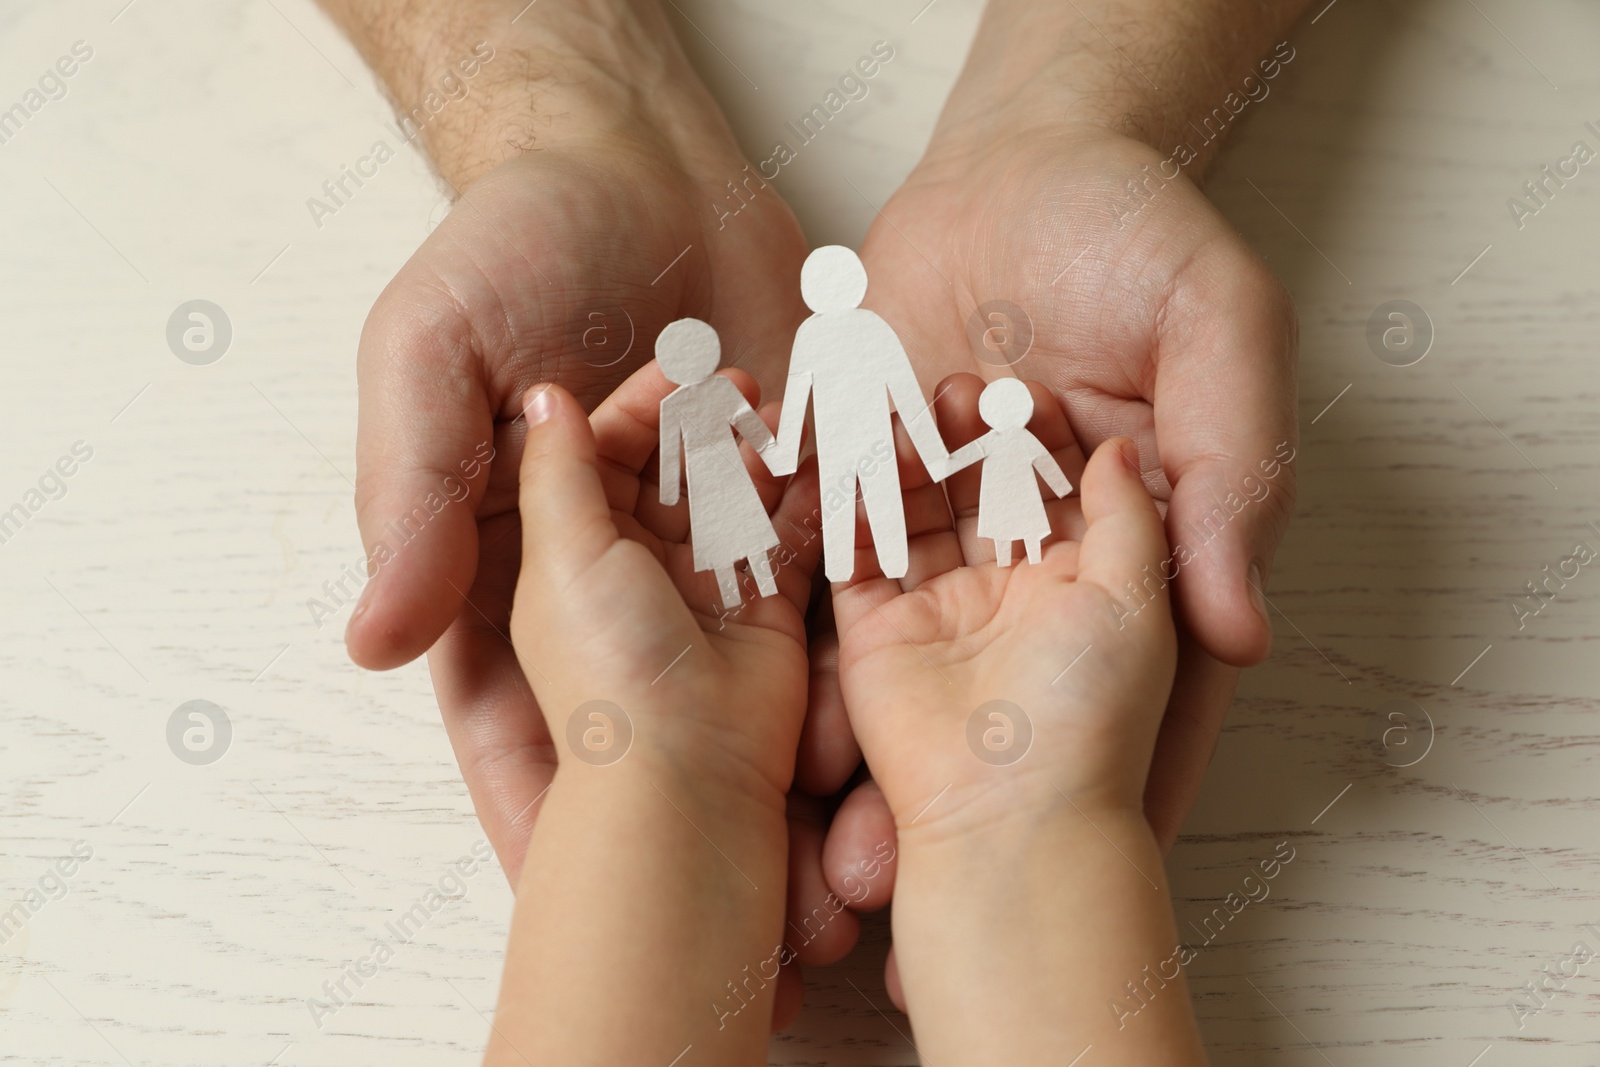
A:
810;0;1309;1005
859;123;1299;848
319;0;821;878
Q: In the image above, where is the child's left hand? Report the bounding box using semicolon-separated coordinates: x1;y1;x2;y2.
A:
830;372;1202;1067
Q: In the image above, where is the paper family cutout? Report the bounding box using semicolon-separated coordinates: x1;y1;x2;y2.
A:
945;378;1073;567
657;318;780;609
657;245;1073;611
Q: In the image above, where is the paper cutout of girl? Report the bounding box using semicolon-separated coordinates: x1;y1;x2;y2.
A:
945;378;1073;567
657;317;781;610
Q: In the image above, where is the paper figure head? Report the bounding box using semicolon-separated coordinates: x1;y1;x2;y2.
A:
978;377;1033;430
656;317;721;385
800;245;868;313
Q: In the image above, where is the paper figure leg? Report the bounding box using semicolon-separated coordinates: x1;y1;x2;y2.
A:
748;551;777;598
821;472;859;582
714;566;742;610
994;540;1012;568
860;465;908;580
1024;537;1042;565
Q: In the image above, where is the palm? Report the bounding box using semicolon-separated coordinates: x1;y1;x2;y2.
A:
836;550;1101;821
833;420;1181;847
420;149;808;410
860;128;1280;494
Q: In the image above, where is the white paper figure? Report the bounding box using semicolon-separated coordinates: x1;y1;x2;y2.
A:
767;246;950;582
657;318;781;610
945;378;1072;567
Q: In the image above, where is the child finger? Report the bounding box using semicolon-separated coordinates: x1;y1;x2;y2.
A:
900;479;957;542
517;385;620;591
898;406;968;589
888;410;968;587
590;361;672;469
631;370;765;545
1076;436;1172;607
933;372;987;519
767;458;825;615
628;465;690;545
843;481;964;593
1043;495;1089;546
891;408;938;493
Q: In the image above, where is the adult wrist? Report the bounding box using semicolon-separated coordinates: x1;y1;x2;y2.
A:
925;0;1316;180
319;0;735;190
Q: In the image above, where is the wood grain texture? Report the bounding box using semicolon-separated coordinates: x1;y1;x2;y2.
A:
1;0;1597;1063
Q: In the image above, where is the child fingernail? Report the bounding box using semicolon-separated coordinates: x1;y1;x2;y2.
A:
523;385;556;424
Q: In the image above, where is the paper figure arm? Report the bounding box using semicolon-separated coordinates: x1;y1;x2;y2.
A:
881;323;951;480
767;335;814;477
944;435;989;478
726;379;776;456
1030;437;1073;498
658;399;684;507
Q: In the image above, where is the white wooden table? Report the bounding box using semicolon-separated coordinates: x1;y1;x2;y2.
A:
3;1;1598;1063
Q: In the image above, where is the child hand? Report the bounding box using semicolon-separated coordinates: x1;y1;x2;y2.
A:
510;365;821;811
831;374;1205;1065
834;373;1177;840
486;369;823;1063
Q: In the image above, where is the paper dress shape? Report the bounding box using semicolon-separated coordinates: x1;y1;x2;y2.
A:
767;246;950;582
945;378;1072;567
656;318;781;611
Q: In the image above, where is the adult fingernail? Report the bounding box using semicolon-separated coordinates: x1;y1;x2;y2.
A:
1248;561;1271;628
522;384;556;424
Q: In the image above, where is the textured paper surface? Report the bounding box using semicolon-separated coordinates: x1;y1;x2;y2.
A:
656;318;780;609
946;378;1072;567
768;245;950;581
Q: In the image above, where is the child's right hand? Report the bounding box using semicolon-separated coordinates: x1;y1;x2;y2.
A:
831;375;1209;1064
834;375;1178;841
